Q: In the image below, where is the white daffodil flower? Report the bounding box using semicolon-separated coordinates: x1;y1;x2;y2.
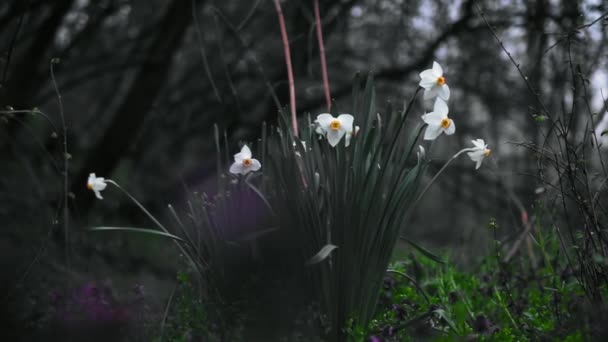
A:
316;113;354;147
87;173;107;200
467;139;491;170
421;98;455;140
345;125;360;147
229;145;261;175
419;61;450;101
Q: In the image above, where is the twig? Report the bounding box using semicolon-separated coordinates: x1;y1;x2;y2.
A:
313;0;331;110
0;109;60;136
212;8;281;110
212;14;244;118
503;218;534;263
1;6;25;88
273;0;298;136
192;0;222;103
50;59;70;273
159;282;177;340
237;0;262;31
474;2;559;131
574;11;607;31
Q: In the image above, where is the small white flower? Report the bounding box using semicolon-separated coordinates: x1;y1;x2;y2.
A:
421;98;455;140
229;145;261;175
344;125;360;147
87;173;107;200
419;61;450;101
467;139;491;170
316;113;354;147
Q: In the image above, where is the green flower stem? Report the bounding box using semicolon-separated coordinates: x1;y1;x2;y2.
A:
411;147;477;209
387;269;430;304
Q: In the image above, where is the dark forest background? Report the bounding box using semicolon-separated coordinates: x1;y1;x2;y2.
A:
1;0;607;339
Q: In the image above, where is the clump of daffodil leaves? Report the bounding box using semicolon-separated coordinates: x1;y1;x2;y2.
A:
86;62;493;341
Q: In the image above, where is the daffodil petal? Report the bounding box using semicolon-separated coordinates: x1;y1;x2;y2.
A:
419;71;437;88
338;114;354;132
327;129;345;147
444;120;456;135
234;153;245;163
422;112;443;126
432;61;443;76
419;69;435;79
423;86;439;100
423;124;443;140
94;190;103;200
468;150;484;160
229;162;244;175
240;145;252;159
471;139;484;149
316;113;334;131
438;84;450;101
345;133;351;147
433;98;449;117
419;77;436;89
94;181;107;191
250;159;262;171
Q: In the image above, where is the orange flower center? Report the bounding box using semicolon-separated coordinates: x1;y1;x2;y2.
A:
243;158;253;167
87;182;93;190
440;118;451;129
436;76;446;86
484;149;491;157
329;120;341;131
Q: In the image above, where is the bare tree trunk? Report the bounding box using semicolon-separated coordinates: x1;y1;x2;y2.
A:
2;0;74;109
72;0;197;212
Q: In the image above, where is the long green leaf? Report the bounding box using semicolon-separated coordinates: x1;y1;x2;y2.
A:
307;244;339;265
89;226;185;242
400;236;445;264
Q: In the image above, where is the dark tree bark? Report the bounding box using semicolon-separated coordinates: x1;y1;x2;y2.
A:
2;0;74;109
72;0;198;212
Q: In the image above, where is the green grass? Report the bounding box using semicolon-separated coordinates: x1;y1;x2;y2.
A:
363;240;596;341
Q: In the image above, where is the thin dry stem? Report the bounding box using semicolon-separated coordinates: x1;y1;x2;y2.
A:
314;0;331;110
50;59;70;273
273;0;298;136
